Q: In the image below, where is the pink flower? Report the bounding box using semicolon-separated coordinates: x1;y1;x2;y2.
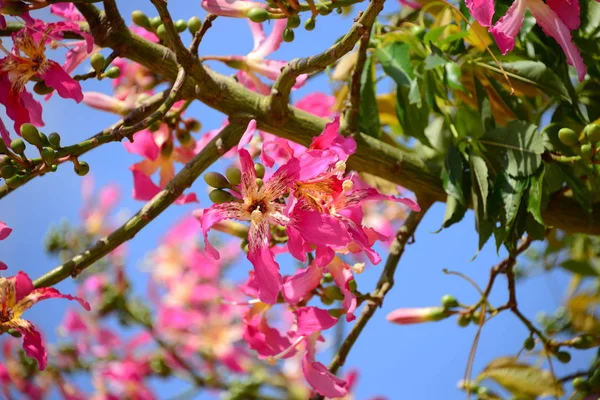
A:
201;0;266;17
386;306;449;325
131;169;198;204
0;271;90;370
204;19;307;95
466;0;586;81
198;147;300;304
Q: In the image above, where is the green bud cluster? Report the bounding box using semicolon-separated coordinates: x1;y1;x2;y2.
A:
188;17;202;34
441;294;458;309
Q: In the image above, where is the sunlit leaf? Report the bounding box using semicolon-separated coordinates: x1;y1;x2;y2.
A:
560;260;600;276
375;42;413;87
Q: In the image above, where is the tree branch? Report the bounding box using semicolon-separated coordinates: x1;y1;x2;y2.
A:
341;29;371;136
33;122;247;288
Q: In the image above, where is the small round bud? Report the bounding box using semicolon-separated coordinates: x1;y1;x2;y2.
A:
523;337;535;351
175;19;187;32
188;17;202;34
323;285;344;301
204;172;230;189
254;163;265;179
573;377;590;392
0;155;10;168
248;8;270;23
580;143;593;162
48;132;61;148
321;273;333;283
287;15;301;28
33;81;54;95
103;67;121;79
41;147;55;166
90;52;106;73
49;165;58;172
321;296;334;305
347;279;357;292
149;122;161;132
132;10;151;28
305;17;316;31
457;314;470;327
74;161;90;176
283;28;295;42
10;138;25;154
7;329;22;338
38;132;49;147
585;124;600;143
20;123;41;146
556;350;571;363
558;128;579;147
5;174;25;189
470;311;483;324
441;294;458;309
327;308;346;318
1;165;17;179
156;24;168;41
226;167;242;186
209;189;234;204
150;16;162;31
255;178;264;188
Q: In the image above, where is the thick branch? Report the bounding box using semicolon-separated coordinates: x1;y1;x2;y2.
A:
33;122;247;288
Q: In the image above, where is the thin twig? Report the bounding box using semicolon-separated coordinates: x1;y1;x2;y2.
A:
341;30;371;136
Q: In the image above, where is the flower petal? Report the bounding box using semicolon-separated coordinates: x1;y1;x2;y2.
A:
302;336;348;398
528;0;586;81
250;19;287;60
198;203;246;259
124;130;160;161
282;264;322;304
546;0;580;29
490;0;527;54
238;119;257;150
238;148;259;198
41;62;83;103
10;319;47;370
247;220;282;304
295;306;338;336
327;257;357;322
466;0;495;26
0;221;12;240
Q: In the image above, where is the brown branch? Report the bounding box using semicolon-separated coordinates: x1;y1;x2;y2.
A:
341;29;371;136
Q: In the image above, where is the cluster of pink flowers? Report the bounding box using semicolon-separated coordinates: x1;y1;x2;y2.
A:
466;0;597;80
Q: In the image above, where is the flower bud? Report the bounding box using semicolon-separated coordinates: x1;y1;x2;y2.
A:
10;138;25;154
386;306;450;325
132;10;151;28
580;143;593;162
0;139;7;154
1;165;17;179
347;279;357;292
441;294;458;309
74;161;90;176
175;19;187;33
7;329;22;338
150;16;162;31
188;16;202;34
102;67;121;79
41;147;55;166
558;128;579;147
204;172;230;188
572;334;596;349
523;337;535;350
287;15;300;28
323;285;344;301
283;28;295;42
33;81;54;95
48;132;61;148
573;377;590;392
457;314;470;327
0;155;10;168
555;350;571;363
209;189;234;204
305;17;316;31
156;24;168;41
248;8;270;22
90;53;106;73
254;163;265;179
20;123;41;146
226;167;242;185
255;178;264;189
585;124;600;143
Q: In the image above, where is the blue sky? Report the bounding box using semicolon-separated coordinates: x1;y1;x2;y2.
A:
0;1;589;398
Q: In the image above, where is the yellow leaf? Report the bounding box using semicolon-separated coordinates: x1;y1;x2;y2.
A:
478;357;564;397
464;22;492;51
377;93;397;126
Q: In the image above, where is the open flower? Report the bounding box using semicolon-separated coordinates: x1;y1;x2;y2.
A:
199;148;300;304
0;271;90;369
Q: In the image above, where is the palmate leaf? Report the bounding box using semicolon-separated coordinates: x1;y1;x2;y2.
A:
478;357;564;397
481;121;544;178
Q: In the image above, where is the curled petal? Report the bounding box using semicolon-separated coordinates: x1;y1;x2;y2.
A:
24;287;91;312
310;117;357;159
248;219;282;304
243;315;294;358
124;130;160;161
295;307;338;336
0;221;12;240
341;188;420;212
82;91;127;115
327;257;357;322
238;119;257;150
15;271;34;303
40;62;83;103
283;264;322;304
11;319;47;370
465;0;495;26
547;0;580;29
490;0;527;54
198;202;246;259
528;0;586;81
250;19;286;60
303;336;348;398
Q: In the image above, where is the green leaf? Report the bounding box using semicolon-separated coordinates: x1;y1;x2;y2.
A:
481;121;544;178
555;163;593;214
438;195;467;231
445;62;465;92
581;0;600;37
424;53;446;70
527;166;546;225
442;144;467;203
423;26;445;45
396;86;431;147
560;260;600;277
358;56;381;139
478;357;564;397
487;60;570;102
474;76;493;130
470;154;489;216
493;173;527;251
375;42;413;87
